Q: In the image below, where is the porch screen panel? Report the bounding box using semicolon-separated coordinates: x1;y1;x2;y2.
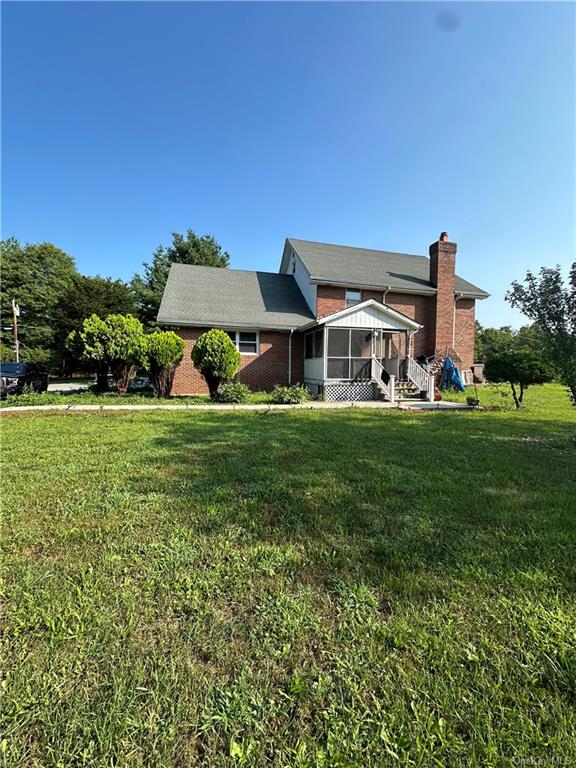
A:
350;330;371;357
351;358;371;379
327;328;374;380
327;329;349;357
327;328;350;379
314;330;324;358
327;358;350;379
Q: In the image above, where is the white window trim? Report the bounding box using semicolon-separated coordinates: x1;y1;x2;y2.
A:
226;330;260;355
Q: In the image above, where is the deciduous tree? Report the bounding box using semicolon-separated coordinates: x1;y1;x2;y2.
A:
55;275;137;371
132;230;229;325
0;237;78;367
484;348;553;408
507;264;576;406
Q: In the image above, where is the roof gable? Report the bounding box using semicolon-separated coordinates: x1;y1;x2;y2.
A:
286;238;489;299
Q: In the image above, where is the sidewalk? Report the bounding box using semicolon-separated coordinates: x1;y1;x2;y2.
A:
0;400;471;414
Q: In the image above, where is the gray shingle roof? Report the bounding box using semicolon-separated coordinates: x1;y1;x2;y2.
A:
157;263;314;330
286;238;489;298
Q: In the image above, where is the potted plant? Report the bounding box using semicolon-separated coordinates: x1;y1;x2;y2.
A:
466;383;480;407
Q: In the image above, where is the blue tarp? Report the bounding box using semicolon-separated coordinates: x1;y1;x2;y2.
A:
440;356;465;392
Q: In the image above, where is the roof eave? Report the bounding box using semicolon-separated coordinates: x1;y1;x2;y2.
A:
456;290;490;300
311;277;489;299
310;277;437;295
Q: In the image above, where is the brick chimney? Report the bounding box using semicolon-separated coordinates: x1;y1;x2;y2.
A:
429;232;457;355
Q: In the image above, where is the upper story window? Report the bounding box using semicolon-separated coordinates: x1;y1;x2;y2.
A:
345;289;362;307
225;331;259;355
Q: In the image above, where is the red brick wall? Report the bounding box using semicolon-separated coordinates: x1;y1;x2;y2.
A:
316;286;387;314
316;285;346;317
454;299;475;369
363;289;384;303
386;292;434;359
171;328;304;395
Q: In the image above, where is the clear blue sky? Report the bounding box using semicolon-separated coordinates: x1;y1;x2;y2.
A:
2;1;574;327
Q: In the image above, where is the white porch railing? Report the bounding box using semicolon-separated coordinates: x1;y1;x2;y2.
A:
371;356;395;402
406;356;435;401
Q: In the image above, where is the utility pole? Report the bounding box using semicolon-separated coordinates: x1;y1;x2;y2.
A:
12;298;20;363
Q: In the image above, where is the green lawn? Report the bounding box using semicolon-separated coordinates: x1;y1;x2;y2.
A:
2;384;575;767
0;389;273;408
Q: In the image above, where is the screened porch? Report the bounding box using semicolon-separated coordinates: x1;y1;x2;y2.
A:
304;327;409;383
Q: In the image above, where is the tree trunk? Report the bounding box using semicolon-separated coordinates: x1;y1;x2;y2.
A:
150;363;176;398
205;373;220;400
510;382;521;409
111;362;135;395
95;364;109;393
519;383;525;403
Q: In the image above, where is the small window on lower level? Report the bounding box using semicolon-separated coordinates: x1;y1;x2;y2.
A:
238;332;258;354
345;289;362;307
225;330;259;354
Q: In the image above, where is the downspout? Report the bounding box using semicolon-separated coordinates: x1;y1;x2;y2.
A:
382;285;391;305
288;329;294;385
452;292;464;349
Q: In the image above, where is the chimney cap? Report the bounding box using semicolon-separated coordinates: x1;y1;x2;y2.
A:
440;231;449;242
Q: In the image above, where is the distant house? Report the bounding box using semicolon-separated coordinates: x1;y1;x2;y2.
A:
157;232;489;401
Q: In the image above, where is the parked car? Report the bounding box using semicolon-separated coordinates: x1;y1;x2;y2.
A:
0;362;49;399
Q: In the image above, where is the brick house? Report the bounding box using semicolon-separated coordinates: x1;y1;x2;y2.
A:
157;232;489;401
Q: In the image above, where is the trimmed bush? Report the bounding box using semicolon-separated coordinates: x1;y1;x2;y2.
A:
146;331;185;398
216;381;250;403
270;384;311;404
75;314;148;395
191;329;241;399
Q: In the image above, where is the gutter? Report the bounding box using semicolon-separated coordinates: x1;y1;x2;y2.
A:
288;329;294;385
309;277;436;296
308;278;488;300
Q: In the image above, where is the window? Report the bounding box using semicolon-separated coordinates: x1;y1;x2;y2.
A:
225;331;259;354
345;289;362;307
305;329;324;359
